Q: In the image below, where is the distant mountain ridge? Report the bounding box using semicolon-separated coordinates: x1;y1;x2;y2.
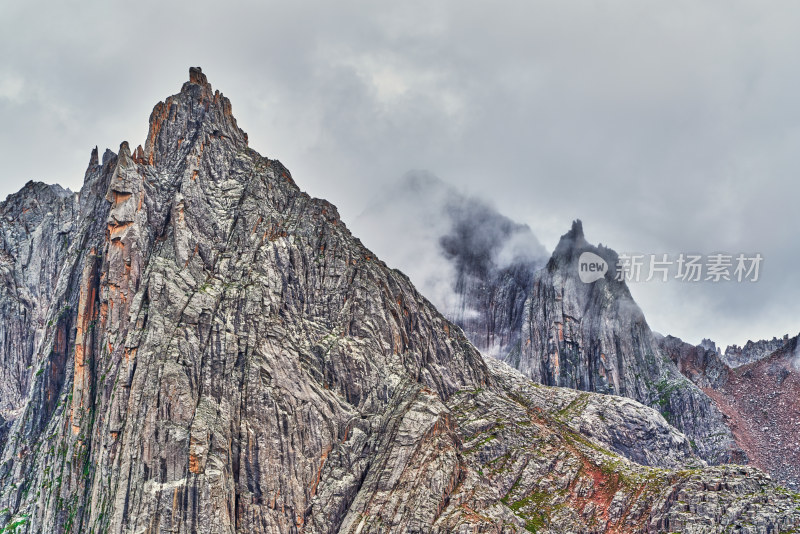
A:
660;332;800;489
723;335;791;367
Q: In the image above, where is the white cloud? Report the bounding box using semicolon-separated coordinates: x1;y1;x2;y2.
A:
2;0;799;347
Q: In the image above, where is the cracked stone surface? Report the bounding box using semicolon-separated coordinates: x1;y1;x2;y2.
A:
662;334;800;490
0;68;797;533
507;221;744;466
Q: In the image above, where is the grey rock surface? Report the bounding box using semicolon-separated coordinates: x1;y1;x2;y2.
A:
657;334;730;390
0;68;796;533
439;193;545;361
724;335;791;368
0;181;76;420
658;333;800;489
510;221;744;465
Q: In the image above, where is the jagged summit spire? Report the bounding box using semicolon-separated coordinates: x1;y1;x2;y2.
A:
143;67;248;167
88;146;99;167
553;218;589;259
182;66;213;94
568;219;584;239
83;68;249;186
189;66;208;86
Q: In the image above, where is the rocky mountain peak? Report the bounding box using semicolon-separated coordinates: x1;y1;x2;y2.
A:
143;66;248;168
188;65;208;86
552;219;588;258
513;220;742;464
548;219;621;283
0;68;797;533
87;146;99;168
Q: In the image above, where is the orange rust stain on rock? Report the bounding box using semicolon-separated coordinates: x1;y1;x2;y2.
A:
577;459;622;526
222;98;233;117
71;253;99;434
266;224;287;242
310;445;333;497
185;243;198;268
173;486;180;510
392;327;403;355
75;344;86;369
133;145;145;164
146;101;168;156
108;222;134;239
189;453;202;474
137;194;143;212
113;191;132;205
252;216;262;234
191;170;198;181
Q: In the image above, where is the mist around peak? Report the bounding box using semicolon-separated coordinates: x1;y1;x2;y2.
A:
356;171;547;320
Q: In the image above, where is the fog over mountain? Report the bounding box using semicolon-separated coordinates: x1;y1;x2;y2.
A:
357;172;547;321
4;1;800;347
1;67;797;532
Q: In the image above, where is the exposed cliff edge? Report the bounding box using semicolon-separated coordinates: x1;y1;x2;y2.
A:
0;68;796;533
660;333;800;489
509;220;743;465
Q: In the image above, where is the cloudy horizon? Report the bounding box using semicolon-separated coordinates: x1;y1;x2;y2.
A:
3;1;800;349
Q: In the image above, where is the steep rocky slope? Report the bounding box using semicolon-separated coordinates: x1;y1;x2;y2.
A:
0;68;797;533
437;191;545;361
661;334;800;490
0;182;76;420
355;173;547;361
657;335;729;390
723;335;791;368
509;221;742;465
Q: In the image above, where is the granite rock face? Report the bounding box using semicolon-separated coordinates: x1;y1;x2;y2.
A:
0;182;76;420
0;68;797;533
723;335;791;368
446;252;539;362
510;221;743;465
662;334;800;490
657;334;730;390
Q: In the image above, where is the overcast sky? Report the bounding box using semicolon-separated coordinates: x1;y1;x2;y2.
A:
2;0;799;348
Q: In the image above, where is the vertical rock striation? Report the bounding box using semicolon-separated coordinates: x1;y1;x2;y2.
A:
0;68;795;533
511;221;743;465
